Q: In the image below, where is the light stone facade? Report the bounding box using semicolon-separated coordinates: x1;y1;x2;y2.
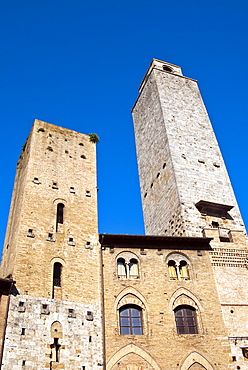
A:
132;59;245;237
2;295;102;370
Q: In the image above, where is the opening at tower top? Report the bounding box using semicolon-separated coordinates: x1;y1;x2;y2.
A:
163;65;173;72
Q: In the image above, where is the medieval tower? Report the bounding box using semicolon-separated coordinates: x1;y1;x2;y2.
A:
132;59;248;368
0;59;247;370
0;120;102;369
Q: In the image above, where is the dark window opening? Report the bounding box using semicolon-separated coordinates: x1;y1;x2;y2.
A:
89;336;92;342
212;221;219;228
21;328;25;335
174;305;198;334
232;356;237;362
22;360;26;366
163;65;173;72
119;305;143;335
56;203;64;231
50;338;60;362
53;262;62;290
19;301;24;307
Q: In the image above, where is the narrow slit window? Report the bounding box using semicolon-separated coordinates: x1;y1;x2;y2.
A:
56;203;64;231
53;263;62;288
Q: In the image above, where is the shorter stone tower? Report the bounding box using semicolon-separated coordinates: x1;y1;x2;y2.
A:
0;120;102;370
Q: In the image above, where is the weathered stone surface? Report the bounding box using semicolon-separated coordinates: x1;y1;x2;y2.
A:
1;295;102;370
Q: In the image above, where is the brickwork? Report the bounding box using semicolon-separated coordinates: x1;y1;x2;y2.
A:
101;235;230;370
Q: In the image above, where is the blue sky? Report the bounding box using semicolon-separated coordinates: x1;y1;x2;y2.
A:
0;0;248;253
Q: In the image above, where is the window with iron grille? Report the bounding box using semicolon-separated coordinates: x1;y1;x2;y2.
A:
119;305;143;335
174;305;198;334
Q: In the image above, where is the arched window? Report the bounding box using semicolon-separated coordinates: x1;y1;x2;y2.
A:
168;260;178;280
167;254;190;281
56;203;64;232
174;305;198;334
116;253;140;279
117;258;126;279
129;258;139;279
53;263;62;287
119;305;143;335
179;260;189;280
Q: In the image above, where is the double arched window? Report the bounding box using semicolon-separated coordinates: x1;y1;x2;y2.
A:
117;254;139;279
119;305;143;335
174;305;198;334
167;254;190;280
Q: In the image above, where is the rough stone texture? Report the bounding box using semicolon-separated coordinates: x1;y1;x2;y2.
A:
1;295;102;370
0;120;103;369
0;120;100;302
132;59;248;369
102;245;230;370
132;59;246;237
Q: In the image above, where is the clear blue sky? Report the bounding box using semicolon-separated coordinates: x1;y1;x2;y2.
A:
0;0;248;254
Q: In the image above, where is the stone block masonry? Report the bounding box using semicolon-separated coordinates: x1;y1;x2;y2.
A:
1;295;102;370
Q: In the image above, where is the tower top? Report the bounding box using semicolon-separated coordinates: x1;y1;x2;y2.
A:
138;58;196;93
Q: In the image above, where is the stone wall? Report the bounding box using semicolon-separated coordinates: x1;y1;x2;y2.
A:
1;295;102;370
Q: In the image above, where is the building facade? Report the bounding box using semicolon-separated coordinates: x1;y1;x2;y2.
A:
0;60;247;370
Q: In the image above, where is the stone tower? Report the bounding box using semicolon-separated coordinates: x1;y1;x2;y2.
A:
132;59;248;368
132;59;245;238
0;120;102;369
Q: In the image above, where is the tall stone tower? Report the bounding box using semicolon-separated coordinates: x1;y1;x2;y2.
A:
132;59;248;367
0;120;102;370
132;59;245;238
